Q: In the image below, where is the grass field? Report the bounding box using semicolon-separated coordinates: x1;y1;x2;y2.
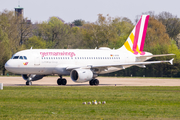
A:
0;86;180;120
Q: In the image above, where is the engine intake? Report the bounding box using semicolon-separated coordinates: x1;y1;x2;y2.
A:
70;69;93;83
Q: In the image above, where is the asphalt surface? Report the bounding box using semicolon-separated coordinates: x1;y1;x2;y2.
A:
0;76;180;86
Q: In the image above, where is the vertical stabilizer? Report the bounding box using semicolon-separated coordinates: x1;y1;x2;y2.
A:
120;15;149;55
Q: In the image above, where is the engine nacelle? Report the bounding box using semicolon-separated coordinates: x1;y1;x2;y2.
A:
22;74;44;81
70;69;93;83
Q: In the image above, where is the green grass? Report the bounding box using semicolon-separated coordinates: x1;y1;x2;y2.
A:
0;86;180;120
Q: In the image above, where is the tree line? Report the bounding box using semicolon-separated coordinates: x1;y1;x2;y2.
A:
0;9;180;77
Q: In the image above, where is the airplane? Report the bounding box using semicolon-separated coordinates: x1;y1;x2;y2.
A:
5;15;174;86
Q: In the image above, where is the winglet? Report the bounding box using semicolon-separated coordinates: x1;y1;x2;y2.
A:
169;58;174;65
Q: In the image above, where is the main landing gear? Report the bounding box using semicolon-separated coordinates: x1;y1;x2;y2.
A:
57;76;67;85
89;79;99;86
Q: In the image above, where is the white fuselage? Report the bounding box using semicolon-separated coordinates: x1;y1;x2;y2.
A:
5;48;151;76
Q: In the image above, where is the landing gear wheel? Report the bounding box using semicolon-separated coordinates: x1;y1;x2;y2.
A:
57;78;67;85
93;79;99;85
89;79;99;86
57;78;62;85
61;79;67;85
89;80;94;86
26;81;32;85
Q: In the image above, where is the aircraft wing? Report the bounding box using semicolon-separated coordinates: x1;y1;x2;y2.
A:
91;58;174;69
136;54;175;59
66;58;174;70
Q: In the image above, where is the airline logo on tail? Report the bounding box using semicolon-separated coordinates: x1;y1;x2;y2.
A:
124;15;149;55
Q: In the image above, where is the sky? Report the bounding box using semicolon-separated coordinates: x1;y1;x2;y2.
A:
0;0;180;24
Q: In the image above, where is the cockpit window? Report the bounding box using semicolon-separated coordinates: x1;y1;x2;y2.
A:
23;56;27;60
12;56;27;60
11;55;15;59
19;56;23;59
13;56;19;59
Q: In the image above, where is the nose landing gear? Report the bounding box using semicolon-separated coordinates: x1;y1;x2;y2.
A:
26;77;32;85
26;81;32;85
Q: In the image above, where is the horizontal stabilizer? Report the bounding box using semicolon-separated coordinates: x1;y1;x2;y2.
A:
136;64;146;68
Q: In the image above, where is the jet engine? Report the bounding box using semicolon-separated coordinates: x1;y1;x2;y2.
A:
22;74;44;81
70;69;93;83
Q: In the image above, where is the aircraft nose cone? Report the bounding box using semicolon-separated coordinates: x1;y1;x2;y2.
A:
5;60;23;74
5;60;14;72
5;61;10;71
